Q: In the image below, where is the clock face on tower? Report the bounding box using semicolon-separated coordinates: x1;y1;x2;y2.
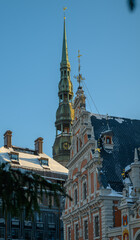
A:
63;142;69;150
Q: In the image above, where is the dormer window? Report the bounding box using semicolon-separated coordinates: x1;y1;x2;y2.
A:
106;136;111;144
9;152;19;163
40;158;49;168
101;130;114;151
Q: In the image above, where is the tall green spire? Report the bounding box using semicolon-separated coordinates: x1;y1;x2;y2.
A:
53;15;74;167
61;18;69;63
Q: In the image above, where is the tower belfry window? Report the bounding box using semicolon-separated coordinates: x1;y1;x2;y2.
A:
60;95;63;103
64;94;67;100
64;70;66;76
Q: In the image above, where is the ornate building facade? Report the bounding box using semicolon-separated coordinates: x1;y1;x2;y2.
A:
62;74;140;240
53;17;74;167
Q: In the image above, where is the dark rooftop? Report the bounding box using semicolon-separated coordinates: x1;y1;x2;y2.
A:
91;114;140;192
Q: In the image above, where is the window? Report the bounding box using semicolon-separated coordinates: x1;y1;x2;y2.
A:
106;136;111;144
36;213;43;222
64;94;67;100
11;229;19;239
74;188;78;206
64;70;66;76
10;152;19;161
0;228;5;238
83;182;87;200
113;206;115;227
136;233;140;240
67;226;71;240
80;139;82;148
47;195;54;207
24;230;31;240
48;213;55;224
40;158;49;167
77;138;79;153
36;231;43;240
75;224;79;240
95;216;99;237
84;220;88;240
0;207;4;218
41;159;48;166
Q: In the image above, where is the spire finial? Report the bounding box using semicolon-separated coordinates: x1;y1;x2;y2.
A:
63;7;67;19
74;50;85;88
61;8;69;64
134;148;139;162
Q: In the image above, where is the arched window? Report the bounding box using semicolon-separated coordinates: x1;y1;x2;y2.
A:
136;233;140;240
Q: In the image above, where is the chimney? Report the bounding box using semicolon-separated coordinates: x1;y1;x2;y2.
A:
35;137;43;154
4;130;12;148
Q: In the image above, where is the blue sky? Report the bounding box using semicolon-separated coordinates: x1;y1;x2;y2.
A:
0;0;139;157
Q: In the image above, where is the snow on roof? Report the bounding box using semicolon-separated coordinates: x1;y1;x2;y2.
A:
0;147;68;174
106;188;122;197
124;177;131;184
90;113;133;124
125;165;131;172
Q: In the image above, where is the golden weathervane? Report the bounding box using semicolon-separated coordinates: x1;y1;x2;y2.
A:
63;7;67;19
74;50;85;88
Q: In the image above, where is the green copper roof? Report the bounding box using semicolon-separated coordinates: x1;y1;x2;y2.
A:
61;18;69;63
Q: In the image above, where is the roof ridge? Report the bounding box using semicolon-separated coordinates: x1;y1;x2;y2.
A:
90;113;140;121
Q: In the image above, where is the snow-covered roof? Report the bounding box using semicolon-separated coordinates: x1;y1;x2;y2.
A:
0;146;68;175
90;113;132;124
91;114;140;192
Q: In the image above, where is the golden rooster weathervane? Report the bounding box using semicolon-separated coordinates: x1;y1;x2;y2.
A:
74;50;85;88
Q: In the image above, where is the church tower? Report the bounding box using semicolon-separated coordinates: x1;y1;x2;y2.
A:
53;16;74;167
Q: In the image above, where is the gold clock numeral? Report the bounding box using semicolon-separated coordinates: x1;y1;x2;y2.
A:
63;142;69;150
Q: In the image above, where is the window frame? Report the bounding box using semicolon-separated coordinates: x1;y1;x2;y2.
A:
83;218;88;240
83;181;87;201
9;152;19;163
74;222;79;240
67;225;71;240
0;228;5;238
39;157;49;168
106;136;111;144
74;188;78;206
94;214;100;239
